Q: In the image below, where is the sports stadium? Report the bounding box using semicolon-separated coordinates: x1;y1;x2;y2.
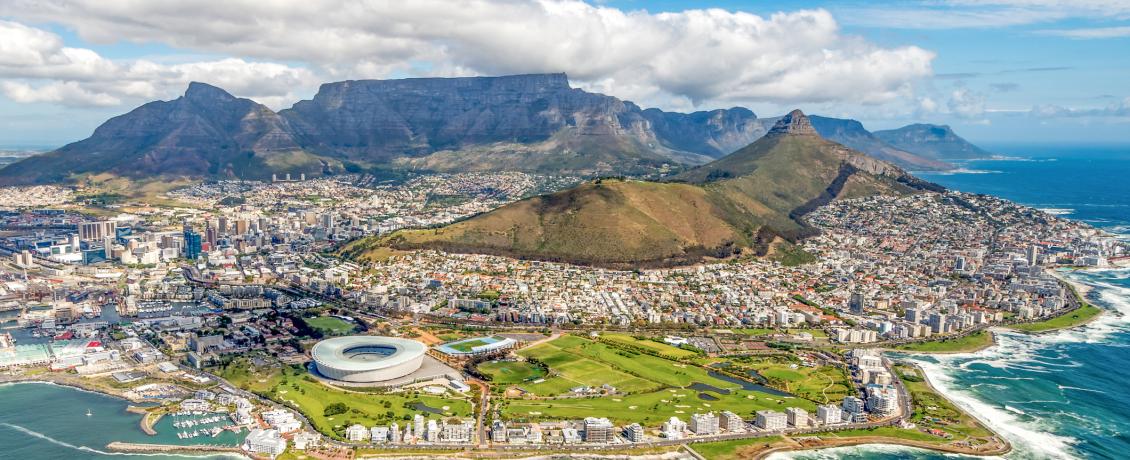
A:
311;336;427;383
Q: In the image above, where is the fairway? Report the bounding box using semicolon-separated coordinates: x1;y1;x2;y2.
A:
599;333;698;358
477;360;546;384
502;335;819;427
725;355;852;404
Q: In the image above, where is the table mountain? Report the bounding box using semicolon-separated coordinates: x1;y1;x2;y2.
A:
874;123;993;160
351;110;939;268
0;74;985;185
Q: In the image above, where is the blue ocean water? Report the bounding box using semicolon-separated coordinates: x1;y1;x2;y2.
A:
773;144;1130;460
0;382;246;459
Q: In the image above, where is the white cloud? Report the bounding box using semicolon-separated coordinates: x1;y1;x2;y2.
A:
0;1;935;110
1;81;119;106
1031;97;1130;118
841;0;1130;29
948;88;986;118
1035;26;1130;39
0;20;320;108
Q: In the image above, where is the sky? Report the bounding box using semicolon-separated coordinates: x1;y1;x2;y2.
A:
0;0;1127;148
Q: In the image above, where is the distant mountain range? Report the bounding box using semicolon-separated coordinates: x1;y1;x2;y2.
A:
344;111;941;268
0;73;990;185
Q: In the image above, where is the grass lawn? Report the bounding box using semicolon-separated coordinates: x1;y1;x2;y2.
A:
894;364;995;442
599;333;698;358
503;335;817;427
305;316;356;336
692;436;785;460
893;330;994;353
214;358;471;440
476;361;546;384
725;355;852;404
1009;303;1102;333
499;385;814;427
731;328;777;336
447;338;492;352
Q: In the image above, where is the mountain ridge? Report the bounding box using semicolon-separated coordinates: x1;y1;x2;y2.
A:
0;74;986;185
348;110;938;269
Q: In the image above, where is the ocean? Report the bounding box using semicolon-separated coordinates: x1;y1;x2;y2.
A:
0;382;246;459
772;144;1130;460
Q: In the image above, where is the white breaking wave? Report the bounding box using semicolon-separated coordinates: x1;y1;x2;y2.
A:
914;355;1081;459
764;442;988;459
1037;208;1075;216
931;168;1003;175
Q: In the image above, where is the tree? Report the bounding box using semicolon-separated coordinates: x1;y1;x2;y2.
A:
323;402;348;417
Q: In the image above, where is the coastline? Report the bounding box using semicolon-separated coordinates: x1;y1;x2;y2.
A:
753;434;1010;460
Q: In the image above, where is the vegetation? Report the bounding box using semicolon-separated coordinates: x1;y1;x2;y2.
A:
893;364;997;443
350;130;919;268
475;361;547;384
498;335;817;427
724;355;853;404
692;436;787;460
213;358;471;440
893;330;994;353
304;316;357;336
1009;303;1102;333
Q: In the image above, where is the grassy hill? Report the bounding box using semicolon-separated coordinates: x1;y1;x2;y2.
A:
345;111;933;268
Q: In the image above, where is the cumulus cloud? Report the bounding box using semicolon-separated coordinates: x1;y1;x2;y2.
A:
0;1;935;109
0;19;323;108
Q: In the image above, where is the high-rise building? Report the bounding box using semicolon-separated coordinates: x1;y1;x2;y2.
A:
849;292;866;314
755;410;787;430
719;411;745;432
183;227;202;260
79;221;116;241
816;404;842;425
1027;245;1040;266
583;417;614;443
689;412;719;435
623;423;644;442
786;407;809;427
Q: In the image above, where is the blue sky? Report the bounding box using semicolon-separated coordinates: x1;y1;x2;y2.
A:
0;0;1127;148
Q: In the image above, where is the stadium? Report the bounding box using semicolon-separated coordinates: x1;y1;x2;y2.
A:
310;336;427;383
436;335;517;356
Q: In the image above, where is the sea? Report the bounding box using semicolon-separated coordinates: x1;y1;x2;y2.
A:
0;382;246;459
1;145;1128;459
772;144;1130;460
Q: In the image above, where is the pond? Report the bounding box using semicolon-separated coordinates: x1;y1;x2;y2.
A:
410;401;444;415
707;370;795;397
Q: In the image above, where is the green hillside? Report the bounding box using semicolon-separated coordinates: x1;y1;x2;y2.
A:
346;111;931;268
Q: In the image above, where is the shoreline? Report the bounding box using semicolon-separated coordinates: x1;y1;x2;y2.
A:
752;434;1011;460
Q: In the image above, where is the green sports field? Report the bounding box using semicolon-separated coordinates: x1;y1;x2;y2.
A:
476;360;546;384
305;316;357;336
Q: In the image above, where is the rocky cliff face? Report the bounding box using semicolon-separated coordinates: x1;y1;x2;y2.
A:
281;73;743;166
0;83;313;184
874;123;992;160
0;74;990;184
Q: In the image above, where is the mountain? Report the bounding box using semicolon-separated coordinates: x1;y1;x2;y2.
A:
808;116;953;171
347;110;938;268
0;73;982;185
873;123;993;160
281;73;730;175
0;82;330;184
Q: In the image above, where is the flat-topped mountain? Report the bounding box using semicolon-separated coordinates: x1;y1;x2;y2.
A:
0;74;986;185
874;123;993;160
349;110;939;268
